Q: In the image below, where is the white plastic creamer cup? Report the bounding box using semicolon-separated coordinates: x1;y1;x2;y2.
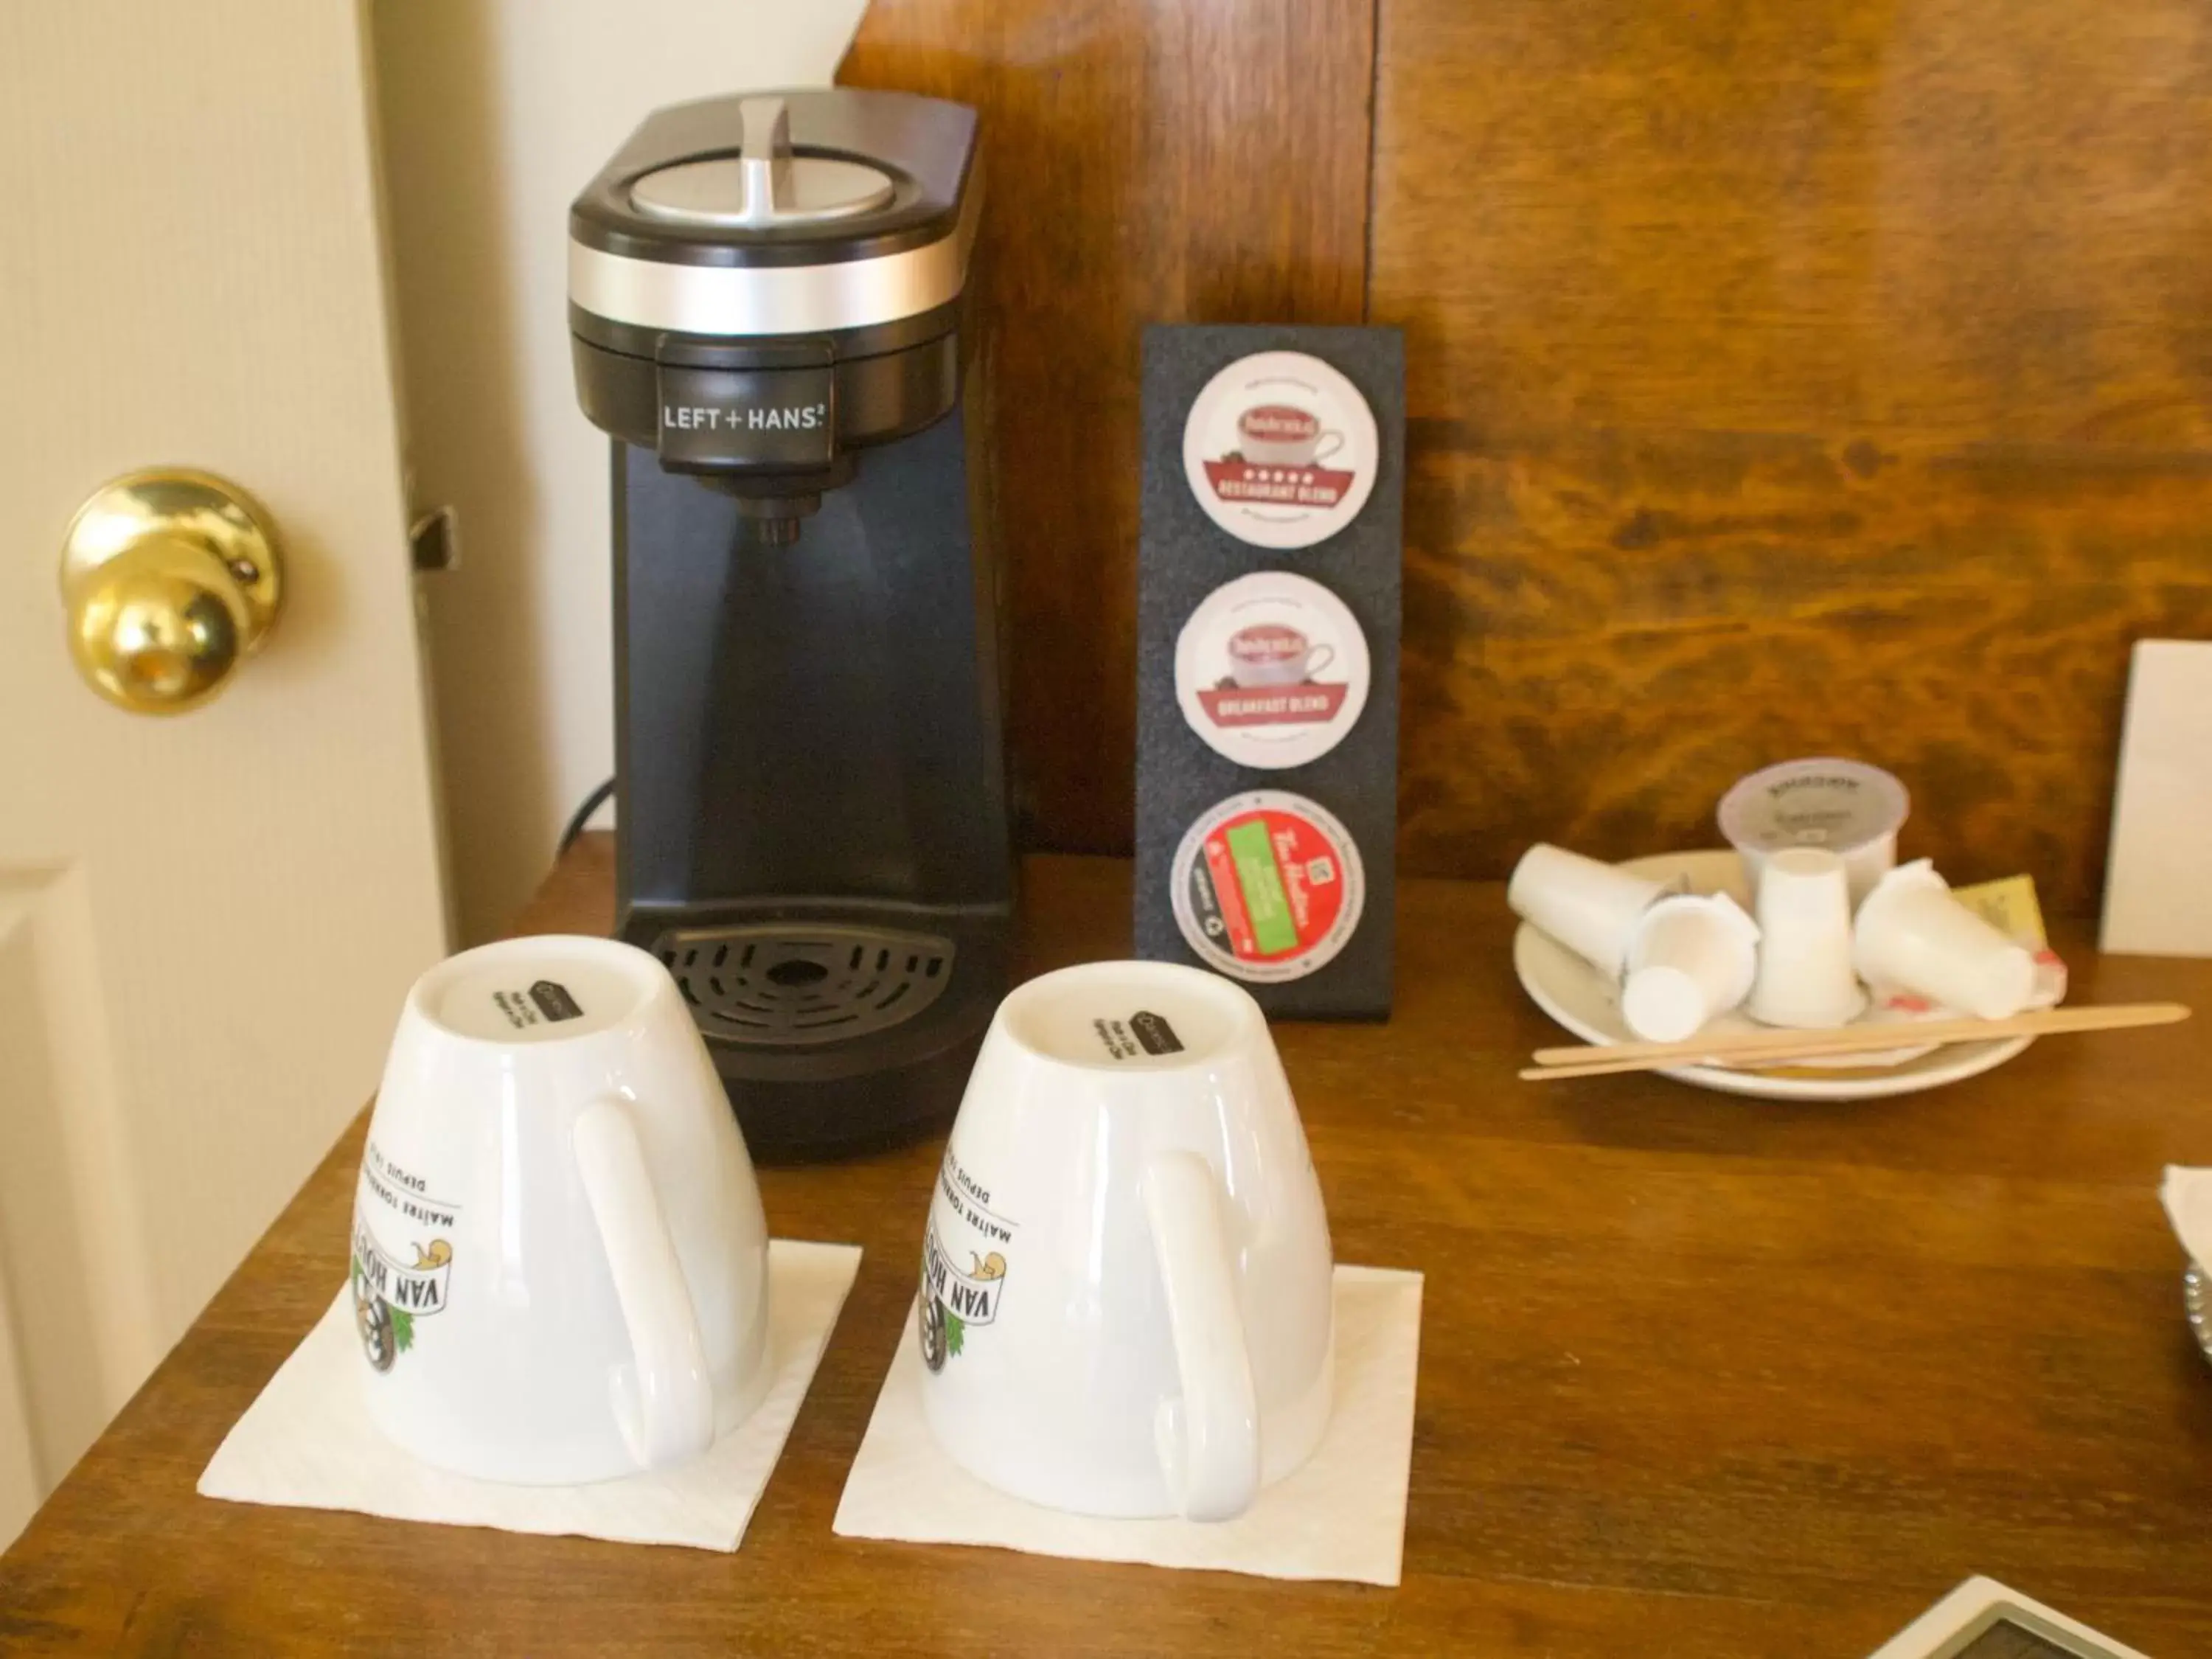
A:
1621;892;1761;1043
1719;758;1909;907
1747;846;1866;1029
1854;859;2035;1021
1507;844;1673;979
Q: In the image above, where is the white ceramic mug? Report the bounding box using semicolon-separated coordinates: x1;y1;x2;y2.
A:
917;961;1334;1521
353;934;772;1484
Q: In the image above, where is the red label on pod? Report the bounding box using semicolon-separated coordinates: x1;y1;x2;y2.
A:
1172;792;1365;983
1238;404;1321;442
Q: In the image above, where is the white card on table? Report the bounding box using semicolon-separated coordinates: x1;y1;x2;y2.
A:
2101;639;2212;956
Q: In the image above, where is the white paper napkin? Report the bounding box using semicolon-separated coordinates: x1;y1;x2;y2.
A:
199;1239;860;1551
2161;1167;2212;1266
832;1264;1423;1587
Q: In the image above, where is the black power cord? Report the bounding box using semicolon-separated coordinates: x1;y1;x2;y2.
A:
557;775;616;859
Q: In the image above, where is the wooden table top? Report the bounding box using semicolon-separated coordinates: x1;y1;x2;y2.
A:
6;840;2211;1656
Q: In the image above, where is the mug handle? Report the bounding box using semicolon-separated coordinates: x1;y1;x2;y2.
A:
574;1099;715;1470
1311;430;1344;462
1302;643;1335;678
1143;1150;1261;1520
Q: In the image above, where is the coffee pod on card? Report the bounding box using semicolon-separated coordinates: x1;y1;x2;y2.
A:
1719;758;1908;906
1170;791;1364;983
1621;893;1761;1043
1182;351;1380;549
1506;845;1674;980
1854;859;2035;1021
1174;571;1371;770
1747;847;1867;1029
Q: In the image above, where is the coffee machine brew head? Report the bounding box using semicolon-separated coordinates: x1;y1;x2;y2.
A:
568;88;979;546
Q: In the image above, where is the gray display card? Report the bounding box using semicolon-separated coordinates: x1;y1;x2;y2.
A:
1133;324;1404;1020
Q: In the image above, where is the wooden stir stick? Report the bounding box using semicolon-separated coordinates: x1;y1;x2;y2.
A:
1522;1001;2191;1082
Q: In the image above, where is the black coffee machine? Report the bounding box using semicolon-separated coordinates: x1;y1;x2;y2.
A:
568;88;1012;1160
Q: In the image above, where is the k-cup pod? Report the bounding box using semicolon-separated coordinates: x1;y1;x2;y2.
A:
1747;846;1867;1029
1854;859;2036;1021
1718;758;1909;905
1170;790;1365;982
1181;351;1380;551
1506;845;1673;979
1173;571;1371;771
1621;892;1761;1043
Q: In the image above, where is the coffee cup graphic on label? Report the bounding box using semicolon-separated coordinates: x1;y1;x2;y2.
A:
1237;404;1343;469
1226;623;1335;689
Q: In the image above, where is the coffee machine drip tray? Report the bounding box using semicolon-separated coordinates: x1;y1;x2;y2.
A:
633;899;1009;1161
654;921;953;1048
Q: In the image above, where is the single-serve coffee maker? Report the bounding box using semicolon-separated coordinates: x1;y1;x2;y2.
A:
568;88;1012;1160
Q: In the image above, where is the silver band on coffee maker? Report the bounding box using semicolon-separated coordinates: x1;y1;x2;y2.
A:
568;178;981;338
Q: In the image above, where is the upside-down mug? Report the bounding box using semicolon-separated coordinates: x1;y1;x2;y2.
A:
917;960;1335;1520
352;934;771;1484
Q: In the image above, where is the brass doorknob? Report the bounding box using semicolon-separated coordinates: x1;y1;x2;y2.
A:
60;469;285;714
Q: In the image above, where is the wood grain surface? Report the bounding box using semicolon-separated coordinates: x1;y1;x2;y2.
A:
1375;0;2212;910
837;0;2212;915
839;0;1375;853
4;836;2212;1655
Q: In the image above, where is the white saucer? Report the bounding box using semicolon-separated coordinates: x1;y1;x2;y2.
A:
1512;849;2034;1102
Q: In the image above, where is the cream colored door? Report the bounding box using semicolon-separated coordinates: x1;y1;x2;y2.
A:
0;3;448;1545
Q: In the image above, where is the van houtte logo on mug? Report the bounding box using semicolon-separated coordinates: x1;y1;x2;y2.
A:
350;1141;459;1373
918;1147;1018;1374
1182;350;1380;549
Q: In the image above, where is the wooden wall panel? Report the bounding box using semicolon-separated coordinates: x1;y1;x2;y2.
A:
841;0;1375;851
1374;0;2212;911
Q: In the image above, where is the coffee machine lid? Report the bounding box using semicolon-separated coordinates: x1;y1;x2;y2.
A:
568;88;978;342
629;97;897;229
